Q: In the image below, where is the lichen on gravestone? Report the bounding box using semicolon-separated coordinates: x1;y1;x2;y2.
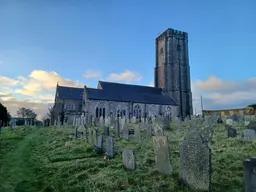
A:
153;136;172;175
179;130;210;191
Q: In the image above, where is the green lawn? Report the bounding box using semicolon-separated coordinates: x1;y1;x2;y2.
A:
0;124;255;192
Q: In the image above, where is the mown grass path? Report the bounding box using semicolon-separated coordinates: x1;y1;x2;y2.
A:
0;128;47;192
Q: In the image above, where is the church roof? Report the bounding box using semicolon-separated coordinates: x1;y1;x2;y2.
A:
85;81;178;106
56;85;83;101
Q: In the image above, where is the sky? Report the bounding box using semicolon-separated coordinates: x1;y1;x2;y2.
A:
0;0;256;119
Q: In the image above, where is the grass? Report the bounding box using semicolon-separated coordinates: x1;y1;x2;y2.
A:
0;123;255;192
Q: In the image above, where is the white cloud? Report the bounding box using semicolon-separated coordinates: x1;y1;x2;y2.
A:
83;70;101;80
107;70;142;83
0;76;19;86
0;70;84;120
192;75;256;114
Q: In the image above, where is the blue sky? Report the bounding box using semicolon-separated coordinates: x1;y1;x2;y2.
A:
0;0;255;118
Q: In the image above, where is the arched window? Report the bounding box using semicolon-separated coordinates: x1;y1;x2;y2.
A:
103;108;105;118
96;107;99;118
117;109;126;118
95;102;105;118
133;105;141;119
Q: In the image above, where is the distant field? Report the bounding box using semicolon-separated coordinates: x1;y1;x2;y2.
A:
0;124;255;192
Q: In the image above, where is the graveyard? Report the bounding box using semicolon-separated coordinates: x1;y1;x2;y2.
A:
0;116;256;192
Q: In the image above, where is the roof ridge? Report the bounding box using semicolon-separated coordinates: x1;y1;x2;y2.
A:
99;80;160;89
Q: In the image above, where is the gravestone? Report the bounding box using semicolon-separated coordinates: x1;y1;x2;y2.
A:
247;121;256;132
74;127;78;138
217;117;223;124
153;136;172;175
232;113;239;122
88;128;92;143
122;149;135;170
106;136;114;158
123;127;129;139
179;130;210;191
146;124;152;137
243;157;256;192
245;120;250;126
227;127;237;138
226;119;233;126
134;128;141;142
99;116;104;127
115;119;120;137
104;126;110;136
97;135;104;149
92;129;97;145
243;129;256;141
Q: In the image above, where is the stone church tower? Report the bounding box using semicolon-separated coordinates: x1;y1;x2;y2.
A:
154;28;193;119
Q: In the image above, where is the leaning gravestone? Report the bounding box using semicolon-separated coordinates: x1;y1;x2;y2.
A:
106;136;114;158
153;136;172;175
122;149;135;171
227;127;237;138
243;157;256;192
179;130;210;191
243;129;256;141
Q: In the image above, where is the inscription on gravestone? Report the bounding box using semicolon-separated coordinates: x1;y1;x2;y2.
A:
179;130;210;191
153;136;172;175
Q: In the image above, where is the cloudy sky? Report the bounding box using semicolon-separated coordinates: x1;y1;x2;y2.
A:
0;0;255;119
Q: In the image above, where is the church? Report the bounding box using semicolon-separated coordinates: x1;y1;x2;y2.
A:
53;28;193;124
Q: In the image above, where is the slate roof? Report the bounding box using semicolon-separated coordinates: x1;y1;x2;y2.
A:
86;81;177;106
56;81;178;106
56;86;83;101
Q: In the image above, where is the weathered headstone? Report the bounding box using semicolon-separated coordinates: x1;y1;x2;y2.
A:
97;135;104;149
247;121;256;132
134;127;141;142
123;127;129;139
217;117;223;124
243;129;256;141
226;119;233;126
146;124;152;137
153;136;172;175
227;127;237;138
122;149;135;170
92;129;97;145
104;126;110;136
115;119;120;137
106;136;114;158
179;130;210;191
74;127;78;138
243;157;256;192
88;128;92;143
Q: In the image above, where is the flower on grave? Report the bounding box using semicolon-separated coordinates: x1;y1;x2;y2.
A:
104;152;109;160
